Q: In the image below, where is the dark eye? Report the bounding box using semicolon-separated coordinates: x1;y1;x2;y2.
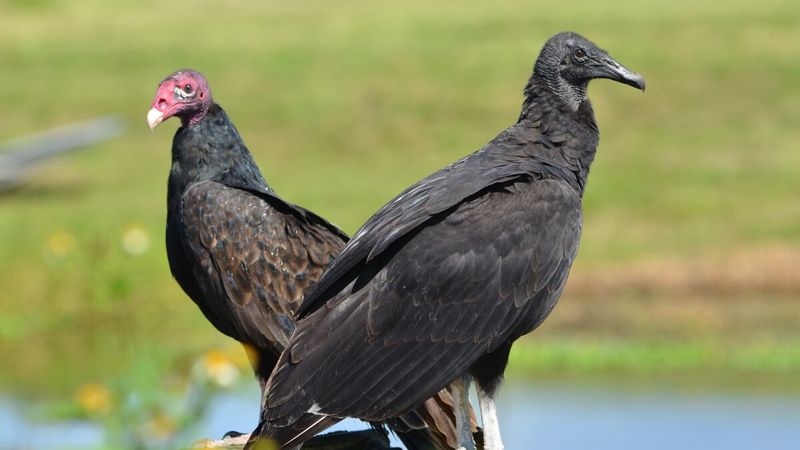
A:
183;84;193;93
573;48;586;59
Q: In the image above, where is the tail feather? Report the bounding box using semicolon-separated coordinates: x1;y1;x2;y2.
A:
388;417;447;450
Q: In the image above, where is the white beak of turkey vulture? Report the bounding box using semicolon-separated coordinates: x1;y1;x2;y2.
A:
147;108;165;130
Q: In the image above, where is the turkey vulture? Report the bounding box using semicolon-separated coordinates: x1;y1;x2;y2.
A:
147;69;479;449
250;32;645;450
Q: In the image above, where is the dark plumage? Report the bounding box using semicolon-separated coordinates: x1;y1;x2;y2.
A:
251;32;645;450
148;69;479;449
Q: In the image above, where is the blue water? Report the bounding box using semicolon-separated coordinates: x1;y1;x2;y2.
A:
0;396;102;450
2;382;799;449
497;384;800;450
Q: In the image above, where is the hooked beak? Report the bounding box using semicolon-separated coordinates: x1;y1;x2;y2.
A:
147;108;165;130
600;56;646;91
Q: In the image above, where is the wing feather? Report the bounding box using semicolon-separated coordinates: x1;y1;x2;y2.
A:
296;126;552;319
265;178;582;425
177;180;346;354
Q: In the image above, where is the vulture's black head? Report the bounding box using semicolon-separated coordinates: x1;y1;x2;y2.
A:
534;32;645;110
147;69;213;130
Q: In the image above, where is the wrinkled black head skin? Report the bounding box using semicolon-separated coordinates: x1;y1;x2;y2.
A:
532;31;645;110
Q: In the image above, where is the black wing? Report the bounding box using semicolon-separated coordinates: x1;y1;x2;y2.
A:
265;177;582;427
176;180;347;356
296;125;557;319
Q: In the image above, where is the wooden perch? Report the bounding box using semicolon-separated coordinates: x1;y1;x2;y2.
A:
193;429;401;450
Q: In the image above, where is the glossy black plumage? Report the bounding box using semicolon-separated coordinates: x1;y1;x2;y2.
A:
252;32;644;449
260;82;588;431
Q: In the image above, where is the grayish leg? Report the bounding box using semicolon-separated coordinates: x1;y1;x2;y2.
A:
476;384;504;450
451;374;476;450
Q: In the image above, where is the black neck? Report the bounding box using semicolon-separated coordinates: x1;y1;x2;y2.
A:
167;104;270;207
517;74;599;195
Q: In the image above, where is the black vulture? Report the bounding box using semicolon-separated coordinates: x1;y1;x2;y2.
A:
249;32;645;450
147;69;479;449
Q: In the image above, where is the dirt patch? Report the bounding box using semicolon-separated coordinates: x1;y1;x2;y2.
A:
535;246;800;340
566;245;800;298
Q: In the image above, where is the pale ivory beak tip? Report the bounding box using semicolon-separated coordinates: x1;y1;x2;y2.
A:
147;108;165;130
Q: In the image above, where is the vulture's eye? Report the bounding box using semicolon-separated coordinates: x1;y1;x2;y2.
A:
183;84;193;94
573;48;586;59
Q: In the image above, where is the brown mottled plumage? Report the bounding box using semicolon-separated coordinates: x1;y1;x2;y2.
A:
177;180;345;358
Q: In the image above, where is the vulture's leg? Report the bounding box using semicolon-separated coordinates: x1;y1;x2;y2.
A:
476;384;504;450
451;374;476;450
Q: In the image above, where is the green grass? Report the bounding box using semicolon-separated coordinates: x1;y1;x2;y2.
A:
1;0;799;404
510;338;800;377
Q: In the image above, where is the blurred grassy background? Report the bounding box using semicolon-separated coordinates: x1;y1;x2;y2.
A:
1;0;799;420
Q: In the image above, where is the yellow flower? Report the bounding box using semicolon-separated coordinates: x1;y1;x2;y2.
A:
141;411;176;440
191;435;264;449
247;438;280;450
221;342;253;371
241;342;261;370
121;224;150;256
75;383;112;415
198;350;241;388
44;230;75;260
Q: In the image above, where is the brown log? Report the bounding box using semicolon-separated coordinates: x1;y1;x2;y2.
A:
193;429;401;450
